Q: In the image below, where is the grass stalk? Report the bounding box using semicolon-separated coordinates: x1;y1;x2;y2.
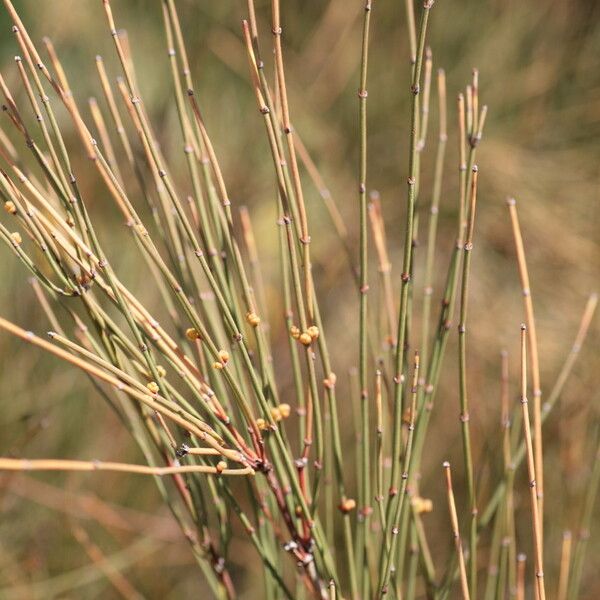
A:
355;2;374;596
457;164;479;597
507;197;544;546
443;461;471;600
557;530;572;600
518;324;546;600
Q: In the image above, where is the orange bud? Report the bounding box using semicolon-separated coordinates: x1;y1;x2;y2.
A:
186;327;201;341
246;312;261;327
299;332;312;346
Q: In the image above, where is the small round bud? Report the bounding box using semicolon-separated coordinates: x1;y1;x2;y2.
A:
295;505;303;517
299;332;312;346
289;325;301;339
212;361;224;370
339;498;356;514
324;372;337;389
146;381;159;394
218;350;229;364
156;365;167;378
246;312;261;327
185;327;201;341
4;201;17;215
412;496;433;514
270;407;282;422
10;232;22;246
307;325;319;340
216;460;227;474
279;403;291;419
256;418;267;430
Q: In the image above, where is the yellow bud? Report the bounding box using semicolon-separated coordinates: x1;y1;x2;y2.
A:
307;325;320;340
216;460;227;474
299;332;312;346
412;496;433;514
146;381;159;394
279;403;291;419
212;361;223;370
4;201;16;215
270;407;282;422
185;327;201;341
289;325;300;339
156;365;167;378
10;232;22;246
246;312;261;327
339;498;356;514
218;350;229;364
324;372;337;389
256;418;267;430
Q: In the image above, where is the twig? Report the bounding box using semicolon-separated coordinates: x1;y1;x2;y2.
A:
443;461;470;600
519;324;546;600
507;197;544;547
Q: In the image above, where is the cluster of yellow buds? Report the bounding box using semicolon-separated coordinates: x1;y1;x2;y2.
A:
213;349;230;370
146;381;160;394
185;327;201;341
255;402;292;431
156;365;167;378
270;403;291;422
290;325;320;346
246;311;261;327
4;201;17;215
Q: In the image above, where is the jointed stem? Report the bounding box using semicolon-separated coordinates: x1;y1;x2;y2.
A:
458;166;479;597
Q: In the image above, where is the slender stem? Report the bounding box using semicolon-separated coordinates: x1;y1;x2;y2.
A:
519;324;546;600
420;67;447;379
0;457;253;477
356;2;373;596
516;554;526;600
457;165;479;597
507;197;544;548
443;461;471;600
378;352;420;596
389;0;434;525
557;530;572;600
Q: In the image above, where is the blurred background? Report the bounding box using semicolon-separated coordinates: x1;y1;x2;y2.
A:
0;0;598;598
